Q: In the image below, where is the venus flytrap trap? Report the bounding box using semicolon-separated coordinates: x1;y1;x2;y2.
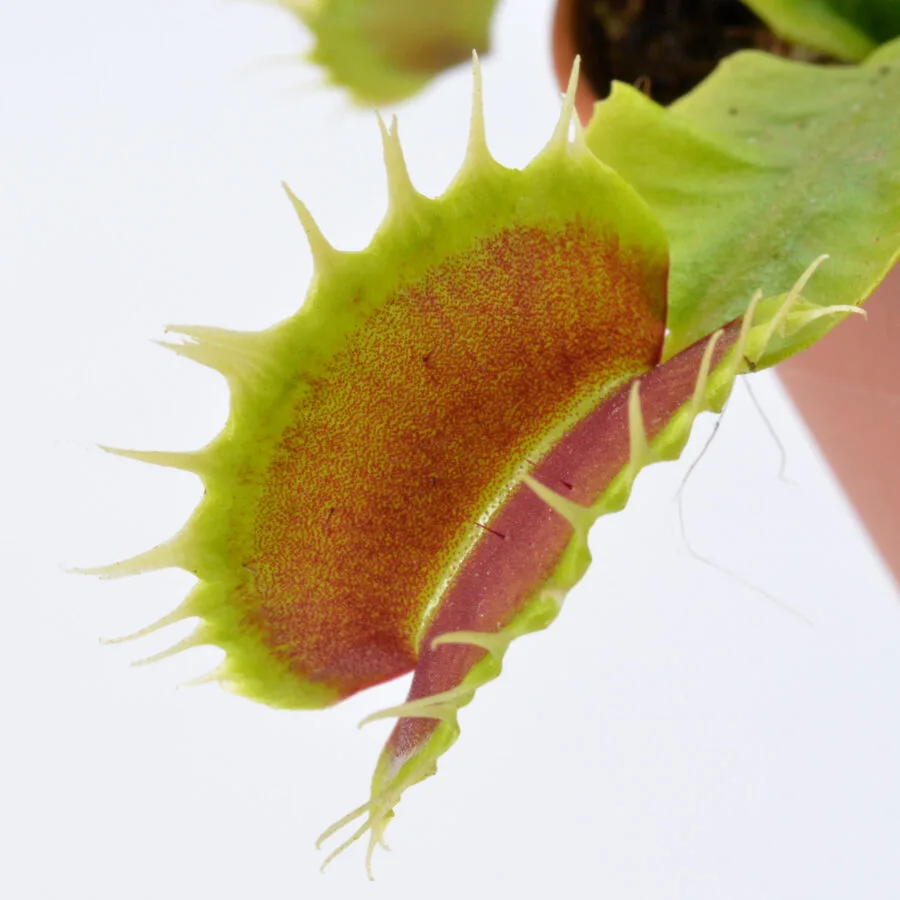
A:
85;9;900;877
274;0;500;104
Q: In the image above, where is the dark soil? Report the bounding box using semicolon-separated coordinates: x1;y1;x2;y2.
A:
572;0;827;104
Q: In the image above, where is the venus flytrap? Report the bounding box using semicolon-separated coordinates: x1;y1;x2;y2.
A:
87;3;900;876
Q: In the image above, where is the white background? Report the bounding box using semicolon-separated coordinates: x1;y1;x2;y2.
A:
1;1;898;897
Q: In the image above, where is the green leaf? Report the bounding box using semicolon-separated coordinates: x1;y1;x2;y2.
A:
745;0;900;60
277;0;500;105
585;38;900;362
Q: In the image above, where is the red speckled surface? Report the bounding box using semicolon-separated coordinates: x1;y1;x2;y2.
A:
389;318;741;761
243;222;666;700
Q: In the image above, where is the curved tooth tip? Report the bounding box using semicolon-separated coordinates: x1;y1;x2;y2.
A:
316;799;374;850
462;50;491;167
755;254;831;361
73;537;186;580
737;289;763;352
377;113;420;212
522;474;594;532
131;628;207;668
98;445;206;474
690;330;723;416
550;55;581;150
627;380;651;469
155;334;259;381
101;603;195;645
319;819;372;874
431;629;507;657
281;182;338;271
164;324;257;352
178;667;222;689
153;337;218;370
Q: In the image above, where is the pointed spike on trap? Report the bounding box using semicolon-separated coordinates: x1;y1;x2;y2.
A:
153;337;236;379
753;254;829;363
130;627;209;668
357;684;472;728
98;444;207;475
377;113;421;213
688;330;723;418
73;535;187;580
320;819;372;875
461;51;493;171
365;830;381;881
729;289;763;379
431;629;510;658
627;380;652;477
281;182;338;272
787;302;867;332
164;324;265;361
101;600;196;646
522;474;595;535
316;799;374;850
178;666;223;689
548;55;581;153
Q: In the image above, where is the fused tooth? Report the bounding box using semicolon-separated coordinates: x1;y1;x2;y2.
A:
549;55;581;152
154;338;230;376
378;114;421;213
282;182;339;272
165;324;251;347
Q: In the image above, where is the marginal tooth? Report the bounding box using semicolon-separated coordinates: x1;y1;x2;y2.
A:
729;289;763;378
786;303;866;332
358;684;472;728
570;111;588;155
365;830;380;882
101;599;196;645
165;324;259;353
74;534;188;579
98;445;207;475
316;799;375;850
689;330;723;418
378;114;422;213
178;666;223;689
154;338;235;378
522;474;594;535
320;819;372;875
626;379;652;478
752;254;829;362
431;629;510;657
131;627;209;668
461;51;493;172
282;182;339;273
548;55;581;152
165;324;270;373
